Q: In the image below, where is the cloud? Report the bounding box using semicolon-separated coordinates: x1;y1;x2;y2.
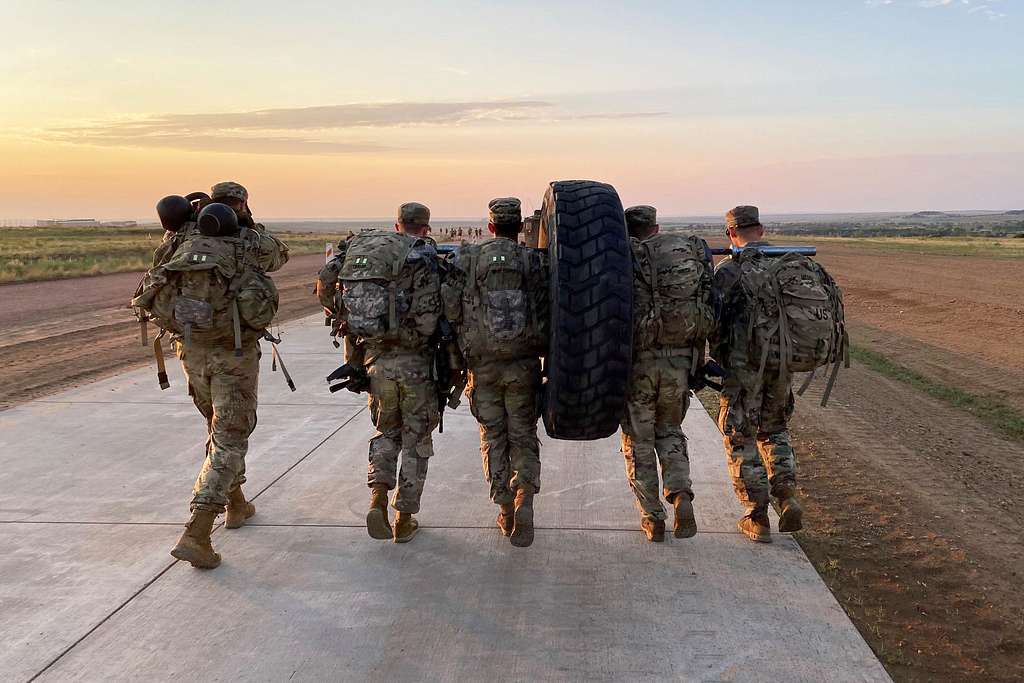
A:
866;0;1007;15
34;100;669;155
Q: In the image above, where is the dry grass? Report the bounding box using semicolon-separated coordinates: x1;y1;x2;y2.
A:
788;235;1024;258
0;226;336;283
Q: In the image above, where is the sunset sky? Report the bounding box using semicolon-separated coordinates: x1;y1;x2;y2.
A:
1;0;1021;221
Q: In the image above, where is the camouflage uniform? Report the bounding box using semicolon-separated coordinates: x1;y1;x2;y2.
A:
179;181;289;513
353;203;442;514
620;205;694;522
441;198;546;506
713;206;797;514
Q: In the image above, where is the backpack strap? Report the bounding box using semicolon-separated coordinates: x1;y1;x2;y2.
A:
641;241;663;341
387;239;417;339
520;247;539;336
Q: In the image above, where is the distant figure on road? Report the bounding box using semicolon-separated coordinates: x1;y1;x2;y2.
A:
441;198;549;547
621;205;715;542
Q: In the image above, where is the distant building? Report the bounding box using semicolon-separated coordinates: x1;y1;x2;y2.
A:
35;219;137;228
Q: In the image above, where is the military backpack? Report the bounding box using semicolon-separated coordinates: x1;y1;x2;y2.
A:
632;233;716;354
454;238;547;363
733;249;848;403
131;233;279;351
332;230;435;344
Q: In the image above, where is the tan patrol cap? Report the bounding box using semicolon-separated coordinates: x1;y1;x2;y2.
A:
211;181;248;202
488;197;522;225
624;205;657;233
725;205;761;230
398;202;430;226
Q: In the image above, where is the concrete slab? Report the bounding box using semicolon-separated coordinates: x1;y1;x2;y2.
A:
1;313;890;682
251;405;756;533
37;527;890;683
0;523;179;682
0;402;363;523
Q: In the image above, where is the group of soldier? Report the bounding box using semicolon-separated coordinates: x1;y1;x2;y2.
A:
159;182;804;569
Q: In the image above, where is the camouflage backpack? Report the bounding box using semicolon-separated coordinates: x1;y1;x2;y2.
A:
131;233;279;351
453;238;547;363
632;233;715;353
334;230;433;343
734;250;848;402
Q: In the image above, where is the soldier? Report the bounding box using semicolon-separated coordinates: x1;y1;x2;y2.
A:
320;203;442;543
713;205;803;543
441;198;548;547
621;206;713;542
165;181;289;568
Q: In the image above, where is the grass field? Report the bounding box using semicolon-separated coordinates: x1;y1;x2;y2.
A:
0;226;339;283
783;234;1024;259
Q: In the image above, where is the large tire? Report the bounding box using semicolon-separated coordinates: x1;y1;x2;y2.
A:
539;180;633;440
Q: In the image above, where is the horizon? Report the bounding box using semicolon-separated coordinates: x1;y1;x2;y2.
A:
1;1;1022;218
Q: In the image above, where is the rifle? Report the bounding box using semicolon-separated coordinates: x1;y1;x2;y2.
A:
690;358;727;393
326;362;369;394
709;245;816;256
431;318;467;434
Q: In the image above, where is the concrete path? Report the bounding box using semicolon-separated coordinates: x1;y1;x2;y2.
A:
0;315;892;682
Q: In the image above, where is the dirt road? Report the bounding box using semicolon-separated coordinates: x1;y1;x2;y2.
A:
0;253;327;408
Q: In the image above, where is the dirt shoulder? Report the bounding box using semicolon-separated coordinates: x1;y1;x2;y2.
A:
0;253;327;409
793;364;1024;682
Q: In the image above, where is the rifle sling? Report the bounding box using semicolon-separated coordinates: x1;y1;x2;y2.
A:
271;343;296;392
153;335;170;390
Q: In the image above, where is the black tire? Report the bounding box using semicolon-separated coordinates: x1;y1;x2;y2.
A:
540;180;633;441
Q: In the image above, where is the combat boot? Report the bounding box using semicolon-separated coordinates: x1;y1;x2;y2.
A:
737;510;772;543
366;485;392;540
672;494;697;539
776;489;804;533
511;484;535;547
393;511;419;543
225;486;256;529
497;502;515;537
170;510;221;569
641;518;666;543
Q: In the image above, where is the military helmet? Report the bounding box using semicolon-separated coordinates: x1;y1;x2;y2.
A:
156;195;192;233
198;202;240;237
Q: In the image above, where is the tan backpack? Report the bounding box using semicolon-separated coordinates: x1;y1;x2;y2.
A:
454;238;547;363
131;234;279;350
734;250;848;404
632;233;715;354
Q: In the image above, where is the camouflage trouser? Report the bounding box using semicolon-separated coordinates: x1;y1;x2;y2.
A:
620;355;693;522
718;366;797;514
467;358;542;505
366;350;439;514
176;341;260;514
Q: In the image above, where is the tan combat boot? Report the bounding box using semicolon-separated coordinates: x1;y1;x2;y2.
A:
170;510;221;568
737;510;772;543
225;486;256;529
510;485;535;548
497;502;515;537
366;485;393;540
776;488;804;533
641;518;666;543
393;511;419;543
672;494;697;539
